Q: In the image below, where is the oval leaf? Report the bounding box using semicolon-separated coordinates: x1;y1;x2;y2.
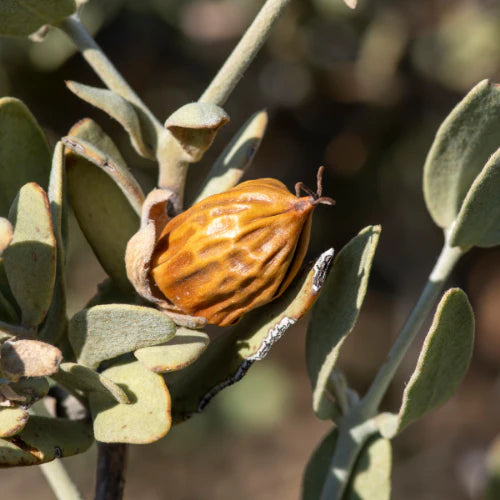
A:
306;226;381;420
65;119;141;291
302;428;338;500
0;97;50;216
9;377;49;405
66;81;154;160
39;142;67;344
14;416;92;464
134;328;209;373
3;183;56;327
0;407;29;438
0;340;62;381
449;147;500;248
68;304;176;369
381;288;474;438
423;80;500;229
0;0;76;37
167;248;335;421
193;110;268;204
0;437;38;466
485;436;500;500
346;436;392;500
63;125;145;214
52;362;129;404
0;218;13;255
89;361;171;444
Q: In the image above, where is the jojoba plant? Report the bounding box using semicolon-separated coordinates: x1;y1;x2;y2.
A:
0;1;498;499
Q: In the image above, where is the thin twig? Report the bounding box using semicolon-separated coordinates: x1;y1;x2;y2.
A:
319;240;465;500
57;15;164;141
94;443;128;500
40;459;83;500
200;0;293;106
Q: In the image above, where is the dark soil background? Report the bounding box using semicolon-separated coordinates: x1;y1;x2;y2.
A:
1;0;500;498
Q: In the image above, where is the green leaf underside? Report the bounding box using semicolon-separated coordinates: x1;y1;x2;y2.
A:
10;377;49;405
52;362;129;404
306;226;381;419
90;361;171;444
167;249;334;421
0;287;17;323
0;217;13;253
193;110;268;204
450;147;500;248
0;407;29;438
66;151;139;292
68;304;176;369
39;142;67;344
423;80;500;229
302;431;392;500
0;437;38;466
302;428;338;500
485;437;500;500
66;81;154;160
3;183;56;327
0;416;92;466
134;328;210;373
381;288;474;438
63;133;144;215
346;436;392;500
0;0;76;37
0;97;50;216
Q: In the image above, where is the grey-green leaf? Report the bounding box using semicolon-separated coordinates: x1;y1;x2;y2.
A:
0;407;29;438
0;0;76;37
0;340;62;381
380;288;474;438
302;428;338;500
89;360;171;443
0;218;12;255
449;147;500;248
306;226;381;420
52;362;129;404
0;218;16;322
134;328;209;373
39;142;67;344
16;416;93;463
193;110;268;204
3;183;56;327
66;81;154;160
9;377;49;405
68;304;176;369
423;80;500;229
347;436;392;500
63;122;145;214
485;436;500;500
66;119;141;291
0;98;51;216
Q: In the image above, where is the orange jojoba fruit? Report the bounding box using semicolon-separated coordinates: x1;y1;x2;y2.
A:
149;167;334;326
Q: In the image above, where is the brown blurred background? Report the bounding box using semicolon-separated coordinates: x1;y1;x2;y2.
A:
1;0;500;498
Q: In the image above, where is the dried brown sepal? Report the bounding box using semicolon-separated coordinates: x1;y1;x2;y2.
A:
125;189;207;329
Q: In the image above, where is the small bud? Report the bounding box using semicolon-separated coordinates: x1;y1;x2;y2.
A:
165;102;229;162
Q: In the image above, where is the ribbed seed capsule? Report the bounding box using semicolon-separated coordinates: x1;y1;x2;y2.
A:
150;168;334;326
